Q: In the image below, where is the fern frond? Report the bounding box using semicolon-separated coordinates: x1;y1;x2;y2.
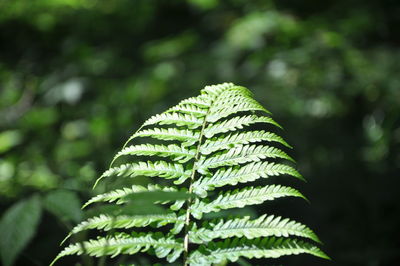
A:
178;95;212;108
204;85;253;102
166;104;207;117
133;128;199;145
143;112;203;129
193;162;303;197
197;145;294;174
204;115;281;138
94;161;191;187
55;83;327;265
189;237;329;265
52;232;183;265
190;214;320;244
201;130;291;155
209;93;261;111
207;101;270;123
64;213;184;242
200;83;239;97
82;185;180;209
114;144;195;163
191;185;305;219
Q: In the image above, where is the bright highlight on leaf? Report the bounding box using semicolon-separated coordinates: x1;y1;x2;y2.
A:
53;83;329;265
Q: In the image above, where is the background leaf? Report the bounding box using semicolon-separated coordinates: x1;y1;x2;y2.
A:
0;130;22;154
0;195;42;266
44;190;83;223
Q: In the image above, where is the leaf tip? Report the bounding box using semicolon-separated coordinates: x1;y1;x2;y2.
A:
60;234;71;246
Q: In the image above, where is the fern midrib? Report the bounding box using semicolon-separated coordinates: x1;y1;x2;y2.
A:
182;109;209;266
183;91;225;266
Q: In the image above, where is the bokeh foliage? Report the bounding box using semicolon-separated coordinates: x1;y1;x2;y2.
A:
0;0;399;265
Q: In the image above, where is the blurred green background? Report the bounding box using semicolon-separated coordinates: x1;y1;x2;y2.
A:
0;0;399;265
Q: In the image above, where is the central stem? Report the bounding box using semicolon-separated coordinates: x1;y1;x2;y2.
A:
183;111;209;266
182;88;227;265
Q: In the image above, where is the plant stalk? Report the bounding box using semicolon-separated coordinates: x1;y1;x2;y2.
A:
183;106;211;266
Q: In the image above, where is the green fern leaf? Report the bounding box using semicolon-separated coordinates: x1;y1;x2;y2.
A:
94;161;191;186
204;115;281;138
190;214;320;244
208;99;270;123
82;184;181;209
52;232;183;265
197;144;294;174
114;144;195;163
178;95;212;108
73;213;182;233
62;213;185;244
201;130;291;155
201;82;241;96
191;185;305;219
166;104;208;117
133;128;200;145
189;237;329;265
193;162;303;197
143;112;203;128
